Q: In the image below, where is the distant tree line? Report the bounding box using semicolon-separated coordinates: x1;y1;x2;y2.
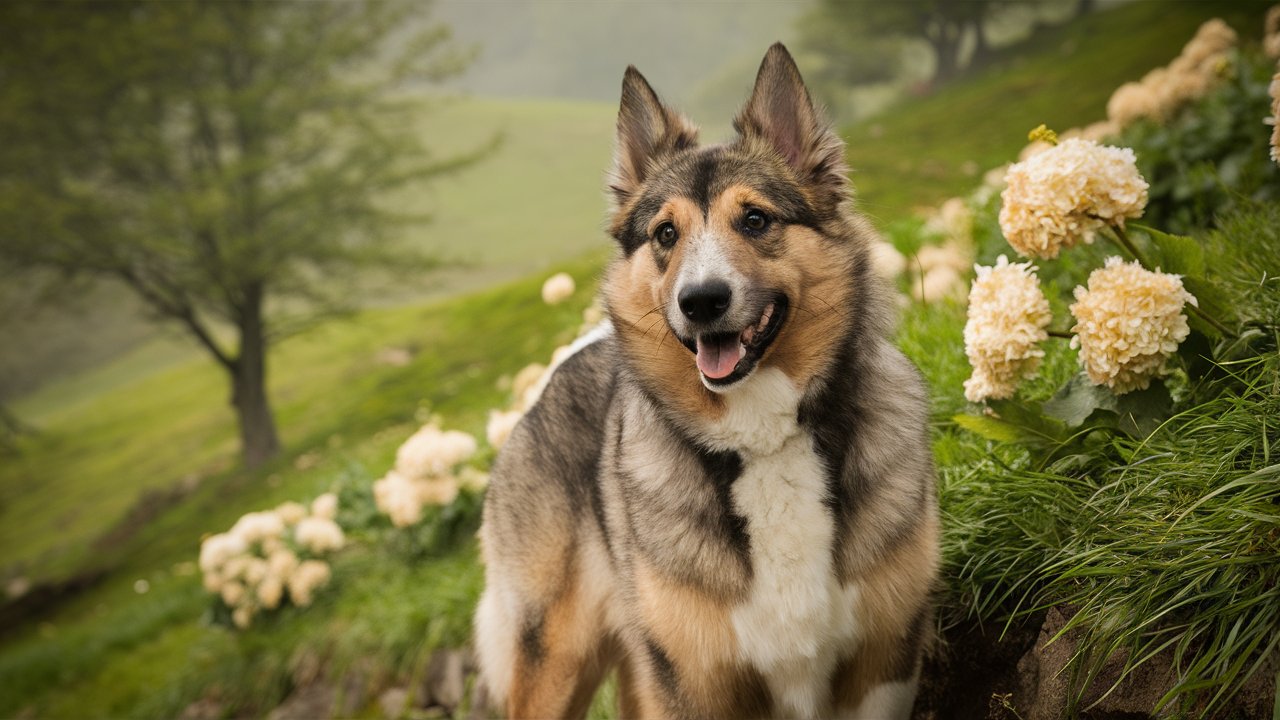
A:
802;0;1095;88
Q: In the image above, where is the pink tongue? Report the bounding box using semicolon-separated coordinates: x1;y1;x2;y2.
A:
696;336;744;379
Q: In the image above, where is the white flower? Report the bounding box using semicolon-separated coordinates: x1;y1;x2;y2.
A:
486;409;523;450
257;574;284;610
232;605;254;630
220;580;247;607
275;501;307;526
287;560;331;608
294;517;345;554
374;470;424;528
914;266;966;303
395;425;477;481
541;272;576;305
1070;257;1197;394
417;476;460;507
512;363;547;410
199;533;247;575
869;241;907;280
962;256;1052;403
310;493;339;521
229;511;286;545
266;548;299;579
999;139;1149;259
243;558;268;585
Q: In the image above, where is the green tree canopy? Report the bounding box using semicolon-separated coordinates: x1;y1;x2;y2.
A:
0;0;478;468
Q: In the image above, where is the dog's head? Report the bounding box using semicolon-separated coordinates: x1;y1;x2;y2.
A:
604;44;877;412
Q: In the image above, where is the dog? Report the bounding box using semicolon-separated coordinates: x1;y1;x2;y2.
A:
474;43;938;719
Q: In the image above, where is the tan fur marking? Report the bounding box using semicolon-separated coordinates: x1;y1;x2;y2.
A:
831;514;939;711
633;562;738;676
507;564;616;720
763;225;856;386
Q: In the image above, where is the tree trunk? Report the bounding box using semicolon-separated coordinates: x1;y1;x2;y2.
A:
970;17;990;68
230;285;280;470
930;32;960;84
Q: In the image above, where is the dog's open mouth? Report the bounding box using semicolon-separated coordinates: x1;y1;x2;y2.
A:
684;295;789;387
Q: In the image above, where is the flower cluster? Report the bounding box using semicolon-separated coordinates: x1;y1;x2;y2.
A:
1106;19;1236;127
198;494;344;628
962;257;1052;402
1069;257;1196;394
912;242;971;303
541;272;576;305
373;424;479;527
999;139;1149;259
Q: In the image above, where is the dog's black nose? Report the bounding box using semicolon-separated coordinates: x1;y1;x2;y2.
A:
678;281;732;323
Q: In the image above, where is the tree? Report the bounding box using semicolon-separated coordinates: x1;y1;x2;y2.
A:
806;0;996;85
0;1;477;468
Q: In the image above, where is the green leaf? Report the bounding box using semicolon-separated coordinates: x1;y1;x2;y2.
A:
1112;381;1173;438
1181;276;1236;337
952;413;1022;443
1043;373;1117;427
1132;224;1205;277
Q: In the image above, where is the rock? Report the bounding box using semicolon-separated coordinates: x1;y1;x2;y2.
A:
1013;605;1177;719
420;649;468;711
267;684;334;720
379;686;409;719
177;697;224;720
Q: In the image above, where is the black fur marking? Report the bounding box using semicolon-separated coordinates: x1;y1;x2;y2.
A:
646;637;680;697
888;604;930;681
692;444;752;569
688;148;724;213
520;610;545;665
797;268;870;577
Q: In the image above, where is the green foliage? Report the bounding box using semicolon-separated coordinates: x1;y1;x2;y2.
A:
1119;50;1280;235
840;0;1267;218
925;197;1280;714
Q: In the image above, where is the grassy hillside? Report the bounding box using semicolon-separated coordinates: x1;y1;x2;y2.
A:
2;2;1275;717
843;0;1271;220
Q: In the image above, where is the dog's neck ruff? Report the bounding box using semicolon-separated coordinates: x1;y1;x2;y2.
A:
693;367;802;456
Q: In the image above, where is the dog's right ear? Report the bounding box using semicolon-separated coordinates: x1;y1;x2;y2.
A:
609;66;698;207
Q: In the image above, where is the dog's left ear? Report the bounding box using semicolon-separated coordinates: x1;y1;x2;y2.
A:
735;43;848;203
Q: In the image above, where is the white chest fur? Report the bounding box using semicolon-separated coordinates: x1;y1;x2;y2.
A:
696;369;861;717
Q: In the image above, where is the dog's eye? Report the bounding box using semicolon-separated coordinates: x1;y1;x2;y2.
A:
743;209;770;233
654;222;678;248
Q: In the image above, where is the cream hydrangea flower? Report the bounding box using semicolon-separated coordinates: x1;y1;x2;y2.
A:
1266;5;1280;59
287;560;331;608
1069;257;1197;394
294;517;345;554
541;272;575;305
999;138;1149;259
486;409;523;450
310;493;339;521
373;470;425;528
962;256;1052;403
395;425;477;481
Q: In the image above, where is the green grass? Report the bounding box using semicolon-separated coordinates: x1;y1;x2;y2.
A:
842;0;1271;221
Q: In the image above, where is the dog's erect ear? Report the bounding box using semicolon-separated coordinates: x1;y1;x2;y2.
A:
610;66;699;205
735;43;848;200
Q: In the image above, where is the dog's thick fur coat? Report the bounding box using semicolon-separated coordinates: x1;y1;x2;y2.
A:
475;44;938;719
